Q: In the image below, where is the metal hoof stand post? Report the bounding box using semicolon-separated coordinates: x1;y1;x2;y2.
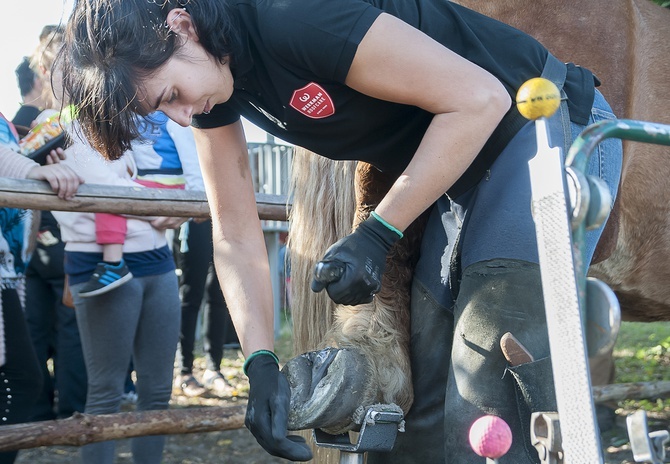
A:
568;119;670;464
522;77;670;463
627;410;669;464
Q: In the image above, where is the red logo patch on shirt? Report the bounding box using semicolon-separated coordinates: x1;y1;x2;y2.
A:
290;83;335;119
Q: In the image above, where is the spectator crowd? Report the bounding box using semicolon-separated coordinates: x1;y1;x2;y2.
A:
0;24;279;464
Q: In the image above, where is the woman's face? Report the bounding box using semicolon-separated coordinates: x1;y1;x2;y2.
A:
139;35;234;126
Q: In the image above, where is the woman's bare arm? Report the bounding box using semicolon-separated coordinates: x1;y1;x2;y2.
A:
345;13;511;230
192;121;275;356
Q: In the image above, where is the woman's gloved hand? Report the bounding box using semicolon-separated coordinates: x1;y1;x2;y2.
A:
311;212;402;305
244;351;313;462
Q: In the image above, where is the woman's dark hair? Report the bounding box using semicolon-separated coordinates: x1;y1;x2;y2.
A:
60;0;238;160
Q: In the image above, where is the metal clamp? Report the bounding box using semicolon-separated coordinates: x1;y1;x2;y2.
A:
313;405;404;463
531;412;564;464
626;410;669;463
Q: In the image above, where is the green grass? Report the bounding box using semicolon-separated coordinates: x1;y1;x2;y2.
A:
613;321;670;413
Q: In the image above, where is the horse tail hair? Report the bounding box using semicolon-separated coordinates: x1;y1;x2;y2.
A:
288;148;358;355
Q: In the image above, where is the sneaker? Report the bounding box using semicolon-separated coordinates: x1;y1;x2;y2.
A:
175;374;207;397
202;369;234;397
121;390;138;405
79;260;133;298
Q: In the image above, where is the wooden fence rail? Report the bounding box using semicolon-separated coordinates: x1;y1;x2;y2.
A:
0;382;667;452
0;405;246;452
0;178;290;221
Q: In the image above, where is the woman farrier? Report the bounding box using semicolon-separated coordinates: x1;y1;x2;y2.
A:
59;0;622;462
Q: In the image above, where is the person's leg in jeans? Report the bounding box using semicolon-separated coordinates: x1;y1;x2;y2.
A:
206;267;239;349
201;265;235;394
174;220;209;395
71;278;144;464
193;220;235;394
24;255;58;421
25;229;87;419
130;271;180;464
0;288;43;464
54;298;87;417
203;266;225;372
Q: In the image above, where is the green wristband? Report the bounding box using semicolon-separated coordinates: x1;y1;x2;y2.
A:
371;211;403;239
243;349;280;376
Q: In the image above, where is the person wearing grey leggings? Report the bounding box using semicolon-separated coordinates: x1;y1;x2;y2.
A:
52;130;184;463
69;269;180;464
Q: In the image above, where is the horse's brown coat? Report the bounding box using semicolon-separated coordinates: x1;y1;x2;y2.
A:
455;0;670;321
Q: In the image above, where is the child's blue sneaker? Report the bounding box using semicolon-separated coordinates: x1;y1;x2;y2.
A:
79;260;133;298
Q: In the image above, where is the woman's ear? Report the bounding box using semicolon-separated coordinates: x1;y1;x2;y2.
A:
166;8;198;42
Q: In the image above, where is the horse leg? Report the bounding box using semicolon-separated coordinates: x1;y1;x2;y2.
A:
284;156;418;435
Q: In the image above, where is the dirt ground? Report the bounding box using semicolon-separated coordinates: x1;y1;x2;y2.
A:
13;348;670;463
15;349;289;464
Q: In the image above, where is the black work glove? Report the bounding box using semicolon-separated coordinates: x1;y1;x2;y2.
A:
245;353;313;462
311;213;402;305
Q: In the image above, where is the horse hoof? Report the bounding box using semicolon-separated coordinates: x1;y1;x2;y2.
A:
282;347;370;434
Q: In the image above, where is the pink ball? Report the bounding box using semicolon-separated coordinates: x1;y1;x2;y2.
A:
469;415;513;459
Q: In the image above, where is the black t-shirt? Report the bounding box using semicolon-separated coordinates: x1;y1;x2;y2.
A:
192;0;595;192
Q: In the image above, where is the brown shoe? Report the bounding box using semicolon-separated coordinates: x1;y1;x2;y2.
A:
176;374;207;397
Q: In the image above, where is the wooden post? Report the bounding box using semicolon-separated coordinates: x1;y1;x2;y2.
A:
0;178;289;221
0;406;246;452
592;381;670;403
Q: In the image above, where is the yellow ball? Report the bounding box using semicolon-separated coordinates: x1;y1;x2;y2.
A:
515;78;561;120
